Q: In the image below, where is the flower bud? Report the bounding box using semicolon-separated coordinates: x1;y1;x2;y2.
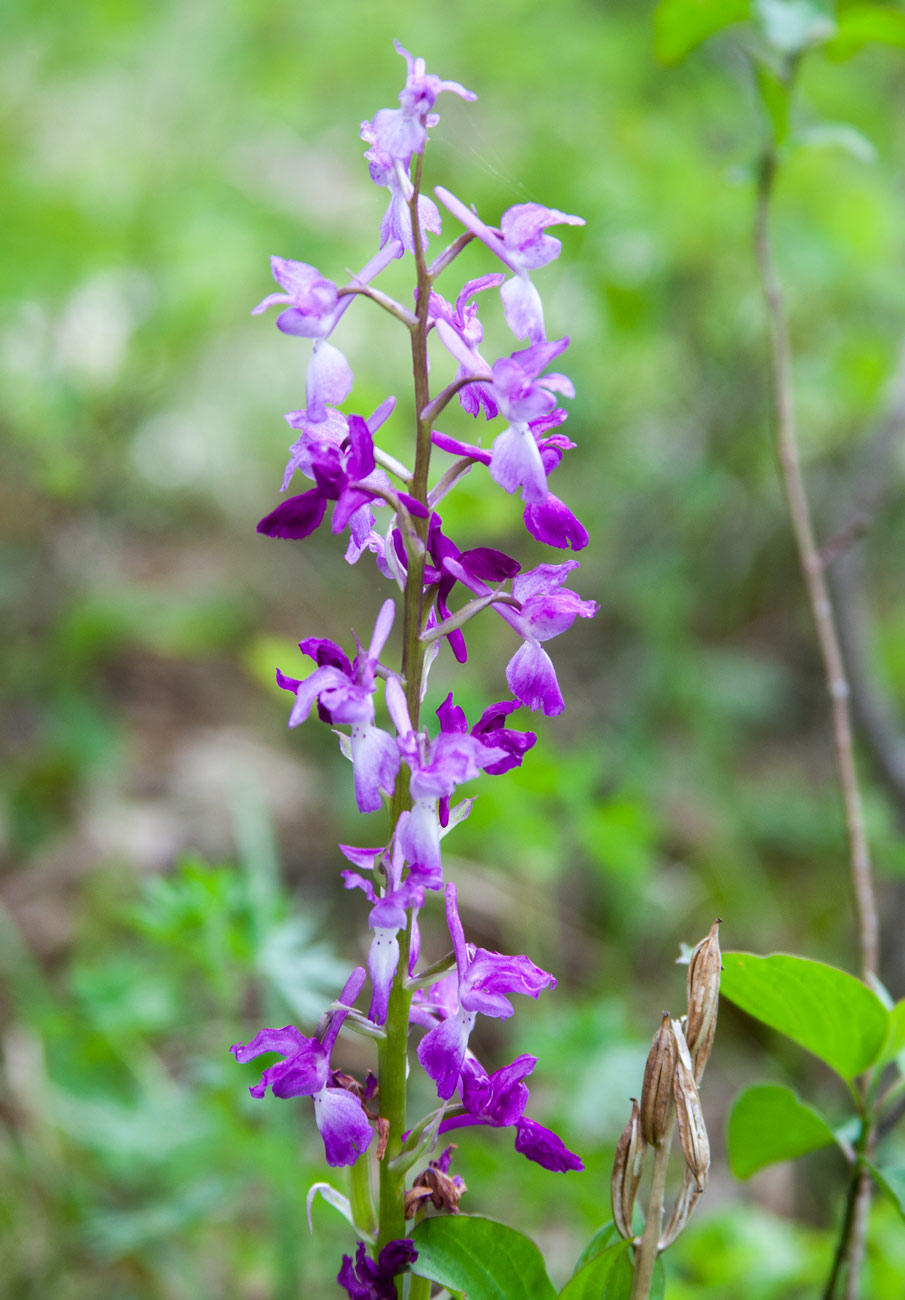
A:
671;1019;710;1191
611;1098;647;1240
685;918;721;1083
640;1012;677;1146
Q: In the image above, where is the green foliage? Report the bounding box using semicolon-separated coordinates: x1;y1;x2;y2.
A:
655;0;750;64
720;951;890;1078
410;1215;556;1300
727;1082;839;1177
561;1224;666;1298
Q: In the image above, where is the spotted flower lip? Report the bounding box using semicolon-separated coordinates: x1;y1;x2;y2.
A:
231;968;373;1167
416;883;556;1099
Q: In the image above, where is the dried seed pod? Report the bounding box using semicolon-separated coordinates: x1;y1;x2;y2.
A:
658;1166;704;1251
640;1012;677;1146
684;919;721;1080
671;1019;710;1191
611;1098;647;1240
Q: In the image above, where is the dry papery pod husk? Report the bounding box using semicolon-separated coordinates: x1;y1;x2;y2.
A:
611;1098;647;1241
658;1165;704;1251
640;1012;677;1146
671;1019;710;1191
685;918;721;1081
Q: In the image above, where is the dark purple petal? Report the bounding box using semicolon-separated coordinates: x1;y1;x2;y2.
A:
513;1116;584;1172
257;490;327;539
523;492;589;551
437;693;468;735
431;430;492;464
298;637;352;673
459;546;520;582
417;1008;475;1099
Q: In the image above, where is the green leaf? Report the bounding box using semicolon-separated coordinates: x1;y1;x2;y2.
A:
411;1216;556;1300
720;952;889;1079
559;1241;665;1300
869;1165;905;1221
727;1083;839;1178
755;61;792;143
828;3;905;57
876;999;905;1067
654;0;750;65
572;1222;623;1273
756;0;837;52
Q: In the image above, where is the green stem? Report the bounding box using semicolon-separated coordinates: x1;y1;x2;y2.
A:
408;1273;432;1300
376;141;435;1289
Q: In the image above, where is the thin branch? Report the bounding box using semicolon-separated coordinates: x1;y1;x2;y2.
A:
754;150;878;983
428;230;475;280
754;146;880;1300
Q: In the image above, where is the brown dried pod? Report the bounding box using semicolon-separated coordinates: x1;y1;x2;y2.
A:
671;1019;710;1191
611;1098;647;1240
684;918;721;1080
658;1165;704;1251
640;1011;677;1146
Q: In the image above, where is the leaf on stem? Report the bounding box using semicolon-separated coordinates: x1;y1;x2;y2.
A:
654;0;749;65
727;1083;840;1178
720;952;889;1079
410;1215;556;1300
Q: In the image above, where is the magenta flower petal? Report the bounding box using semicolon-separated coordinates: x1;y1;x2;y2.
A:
514;1116;584;1172
506;640;564;716
313;1085;374;1167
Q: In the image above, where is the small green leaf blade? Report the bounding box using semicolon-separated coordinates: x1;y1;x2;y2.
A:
869;1165;905;1222
727;1083;838;1178
828;3;905;57
721;952;889;1079
877;999;905;1067
560;1241;665;1300
654;0;750;65
572;1222;623;1274
411;1215;556;1300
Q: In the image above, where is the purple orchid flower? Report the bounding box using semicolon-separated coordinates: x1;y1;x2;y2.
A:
437;1053;583;1173
338;1239;417;1300
416;883;556;1099
444;558;598;716
340;835;432;1026
430;274;505;418
423;512;520;663
361;119;442;256
430;335;574;505
370;40;476;164
252;245;400;420
275;599;401;812
385;678;509;877
435;188;584;342
231;967;373;1167
435;692;536;826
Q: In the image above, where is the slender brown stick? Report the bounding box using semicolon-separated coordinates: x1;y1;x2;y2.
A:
753;151;878;982
630;1121;673;1300
754;147;879;1300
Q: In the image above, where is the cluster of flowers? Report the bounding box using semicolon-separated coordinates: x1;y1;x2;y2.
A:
231;41;594;1297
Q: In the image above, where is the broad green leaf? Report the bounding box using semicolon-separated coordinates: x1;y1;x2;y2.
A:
654;0;750;64
876;999;905;1067
727;1083;838;1178
869;1165;905;1222
828;3;905;57
572;1222;623;1273
559;1241;665;1300
411;1216;556;1300
720;952;889;1079
756;0;837;51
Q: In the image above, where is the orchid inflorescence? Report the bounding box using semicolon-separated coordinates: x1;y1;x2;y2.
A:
231;40;593;1295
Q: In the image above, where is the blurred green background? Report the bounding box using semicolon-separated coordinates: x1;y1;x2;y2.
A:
2;0;905;1295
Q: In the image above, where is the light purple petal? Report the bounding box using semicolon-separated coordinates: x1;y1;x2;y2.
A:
506;640;564;716
417;1007;475;1099
490;424;548;505
367;926;400;1025
306;341;353;421
500;275;546;343
349;722;400;812
313;1085;374;1167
